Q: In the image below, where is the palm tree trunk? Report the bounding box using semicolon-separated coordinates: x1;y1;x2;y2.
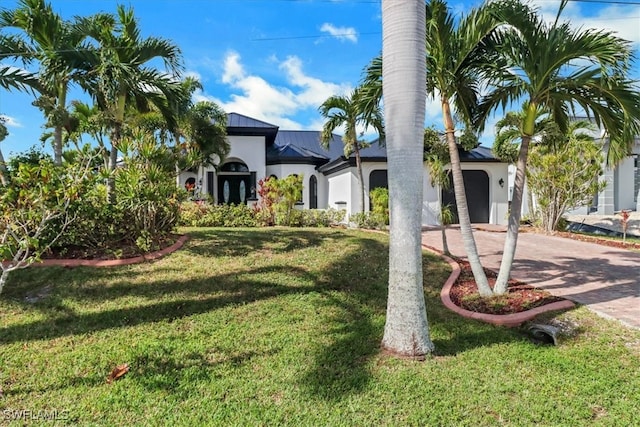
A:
0;148;9;186
381;0;434;357
53;84;68;166
53;125;63;166
107;125;121;205
442;101;492;296
355;146;365;213
494;134;532;293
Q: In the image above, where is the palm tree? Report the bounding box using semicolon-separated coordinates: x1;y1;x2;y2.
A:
423;0;511;296
0;0;87;166
139;77;229;171
0;119;9;186
424;126;453;255
478;0;640;293
74;5;185;201
0;33;39;92
319;88;384;213
380;0;434;357
362;0;501;297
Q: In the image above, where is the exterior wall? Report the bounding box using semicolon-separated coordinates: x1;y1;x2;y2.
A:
326;170;354;215
615;157;635;211
177;171;198;191
421;164;441;225
265;163;319;209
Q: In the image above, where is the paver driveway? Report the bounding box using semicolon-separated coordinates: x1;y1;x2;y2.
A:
421;226;640;329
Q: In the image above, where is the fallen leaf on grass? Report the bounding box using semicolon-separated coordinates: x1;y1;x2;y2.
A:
106;363;130;384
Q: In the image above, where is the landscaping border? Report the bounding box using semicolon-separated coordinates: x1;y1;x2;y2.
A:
421;244;576;327
28;235;190;268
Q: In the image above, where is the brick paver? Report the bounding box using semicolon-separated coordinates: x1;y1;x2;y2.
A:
422;226;640;329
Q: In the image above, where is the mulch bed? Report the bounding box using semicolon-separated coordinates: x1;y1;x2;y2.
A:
555;231;640;250
449;260;565;315
42;234;180;261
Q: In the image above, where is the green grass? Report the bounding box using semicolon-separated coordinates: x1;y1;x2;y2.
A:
1;228;639;426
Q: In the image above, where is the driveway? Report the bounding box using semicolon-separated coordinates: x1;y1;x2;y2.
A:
421;226;640;329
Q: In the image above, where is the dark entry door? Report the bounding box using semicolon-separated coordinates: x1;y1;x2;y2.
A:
442;170;490;223
218;175;251;204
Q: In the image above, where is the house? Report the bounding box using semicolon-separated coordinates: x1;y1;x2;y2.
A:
595;137;640;213
517;129;640;216
178;113;510;226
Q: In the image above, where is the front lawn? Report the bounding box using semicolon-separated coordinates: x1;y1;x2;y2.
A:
1;228;638;425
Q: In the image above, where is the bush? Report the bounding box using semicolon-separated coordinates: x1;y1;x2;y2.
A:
349;212;387;230
178;202;257;227
369;187;389;225
300;208;346;227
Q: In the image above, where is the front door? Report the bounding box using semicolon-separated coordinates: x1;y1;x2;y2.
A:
218;175;251;204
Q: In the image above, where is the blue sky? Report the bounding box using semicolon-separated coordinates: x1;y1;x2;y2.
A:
1;0;639;157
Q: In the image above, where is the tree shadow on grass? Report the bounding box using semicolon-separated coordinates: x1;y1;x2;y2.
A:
298;237;389;400
183;227;349;258
1;227;531;403
0;265;316;344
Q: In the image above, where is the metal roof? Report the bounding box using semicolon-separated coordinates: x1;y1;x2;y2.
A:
458;145;501;161
224;114;502;168
227;113;278;129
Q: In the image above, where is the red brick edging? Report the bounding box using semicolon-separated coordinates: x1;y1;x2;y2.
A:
422;244;576;327
26;235;190;268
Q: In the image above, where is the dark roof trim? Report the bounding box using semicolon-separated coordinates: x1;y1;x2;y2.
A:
318;156;387;175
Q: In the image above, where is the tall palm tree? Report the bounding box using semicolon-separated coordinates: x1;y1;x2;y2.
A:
0;119;9;186
362;0;502;297
319;88;384;213
0;0;87;166
74;5;185;201
380;0;433;357
137;77;229;171
423;0;510;296
478;0;640;293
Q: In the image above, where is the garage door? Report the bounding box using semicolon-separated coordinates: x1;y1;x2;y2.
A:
442;170;489;223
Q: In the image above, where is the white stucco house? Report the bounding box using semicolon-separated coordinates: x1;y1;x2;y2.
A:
516;130;640;216
593;137;640;214
178;113;510;226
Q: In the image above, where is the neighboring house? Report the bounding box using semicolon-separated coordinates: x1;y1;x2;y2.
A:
595;137;640;214
178;113;510;226
516;129;640;216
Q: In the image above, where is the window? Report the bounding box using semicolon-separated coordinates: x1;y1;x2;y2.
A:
309;175;318;209
221;161;249;172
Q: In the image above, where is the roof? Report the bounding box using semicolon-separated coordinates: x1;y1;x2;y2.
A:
458;145;501;162
227;112;278;129
223;114;503;169
226;112;279;145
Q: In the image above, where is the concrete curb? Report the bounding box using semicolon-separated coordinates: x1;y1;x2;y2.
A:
422;244;576;327
27;235;189;268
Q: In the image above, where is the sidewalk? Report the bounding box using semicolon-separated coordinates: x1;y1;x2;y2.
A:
565;211;640;237
422;226;640;329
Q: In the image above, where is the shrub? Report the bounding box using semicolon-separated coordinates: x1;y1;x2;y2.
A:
349;212;387;230
178;202;257;227
300;208;346;227
254;175;303;226
369;187;389;225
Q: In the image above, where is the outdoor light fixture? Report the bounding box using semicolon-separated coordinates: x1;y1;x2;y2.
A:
498;178;505;188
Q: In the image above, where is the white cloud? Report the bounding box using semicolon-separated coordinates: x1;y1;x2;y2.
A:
196;51;353;131
529;0;640;45
0;115;22;128
319;23;358;43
